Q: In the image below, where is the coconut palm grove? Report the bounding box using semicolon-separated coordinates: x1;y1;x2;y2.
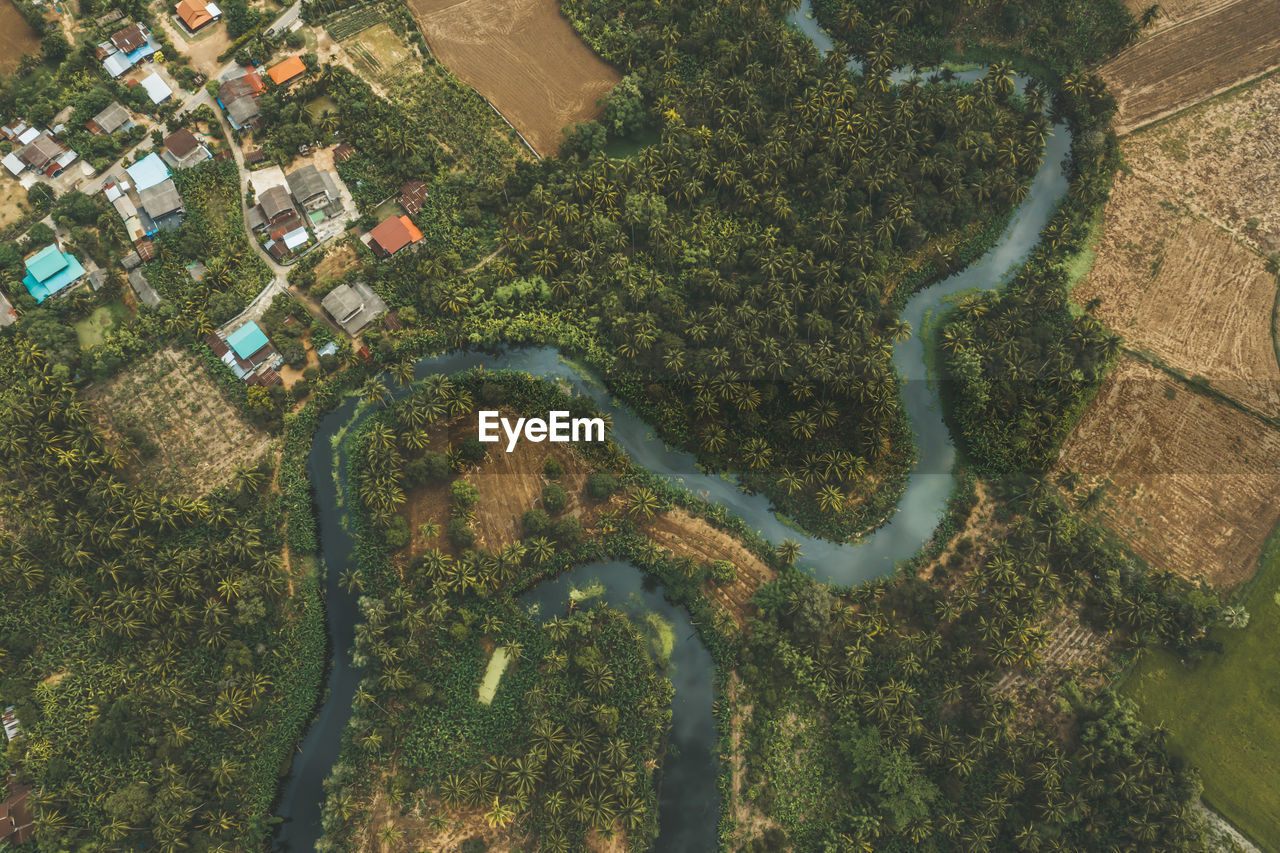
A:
0;0;1274;849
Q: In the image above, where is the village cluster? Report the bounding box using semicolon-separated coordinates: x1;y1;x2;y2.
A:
0;0;430;386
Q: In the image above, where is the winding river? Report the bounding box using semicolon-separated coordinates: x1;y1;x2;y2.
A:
272;7;1074;849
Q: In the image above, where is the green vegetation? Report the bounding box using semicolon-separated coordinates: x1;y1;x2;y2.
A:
72;301;130;349
0;338;325;849
1123;523;1280;850
812;0;1142;75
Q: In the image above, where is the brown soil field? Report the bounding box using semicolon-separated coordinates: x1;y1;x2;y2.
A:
1122;0;1231;34
400;410;597;561
0;0;40;73
155;15;232;77
355;786;528;852
1099;0;1280;135
315;242;362;285
406;0;620;156
1117;73;1280;252
86;348;273;496
1074;181;1280;415
644;509;776;629
1056;357;1280;588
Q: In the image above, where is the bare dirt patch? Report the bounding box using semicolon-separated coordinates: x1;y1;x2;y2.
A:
1056;357;1280;588
995;606;1116;699
316;243;362;285
0;180;28;232
1073;181;1280;415
1116;72;1280;252
725;673;784;849
406;0;620;155
1098;0;1280;135
155;15;233;78
401;411;596;561
0;0;40;73
85;347;273;496
355;787;528;853
644;509;776;628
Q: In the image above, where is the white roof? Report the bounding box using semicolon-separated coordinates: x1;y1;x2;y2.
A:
104;183;122;202
206;1;221;14
79;160;95;177
126;152;170;191
55;150;77;168
141;72;173;104
103;51;133;77
2;152;23;176
17;127;39;145
282;227;309;250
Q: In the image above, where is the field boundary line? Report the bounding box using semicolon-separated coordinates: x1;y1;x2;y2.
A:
1122;347;1280;429
1114;65;1280;137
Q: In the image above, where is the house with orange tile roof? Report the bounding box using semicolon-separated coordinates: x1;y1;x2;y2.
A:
368;215;423;257
267;55;306;87
175;0;220;32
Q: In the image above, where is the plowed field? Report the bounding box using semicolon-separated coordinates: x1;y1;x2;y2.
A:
1056;357;1280;588
1074;183;1280;415
406;0;620;156
1099;0;1280;135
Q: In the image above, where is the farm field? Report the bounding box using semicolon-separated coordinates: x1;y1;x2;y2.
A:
405;0;620;155
86;348;273;496
1099;0;1280;135
1117;73;1280;252
340;21;416;86
1056;357;1280;588
1073;183;1280;415
0;0;40;73
1123;524;1280;851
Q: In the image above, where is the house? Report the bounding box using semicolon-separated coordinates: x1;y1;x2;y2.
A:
267;55;306;87
128;268;162;307
253;185;296;229
22;244;86;302
0;775;34;846
16;132;77;177
140;72;173;105
101;22;160;77
1;707;20;743
368;215;423;258
88;102;133;135
285;163;339;213
138;178;184;232
211;321;279;379
162;127;211;169
321;281;388;336
217;70;264;130
126;152;171;191
399;179;429;215
176;0;221;32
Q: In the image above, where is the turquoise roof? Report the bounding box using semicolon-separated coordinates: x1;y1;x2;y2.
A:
26;244;68;280
227;321;270;360
23;245;84;302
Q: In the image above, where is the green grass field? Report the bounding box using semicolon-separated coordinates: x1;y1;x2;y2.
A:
73;303;129;349
1123;523;1280;849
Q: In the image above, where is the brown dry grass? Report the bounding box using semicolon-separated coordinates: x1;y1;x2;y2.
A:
355;787;528;853
644;509;776;629
406;0;620;155
1099;0;1280;135
724;672;786;850
0;0;40;72
1056;357;1280;588
85;348;273;496
155;15;233;77
400;410;598;561
1116;72;1280;252
315;243;361;285
1074;184;1280;415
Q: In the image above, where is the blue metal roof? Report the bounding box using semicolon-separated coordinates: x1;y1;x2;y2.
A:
23;247;84;302
126;152;170;191
227;321;270;360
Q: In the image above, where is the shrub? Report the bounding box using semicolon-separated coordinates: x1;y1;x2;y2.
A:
522;508;550;537
542;483;567;515
543;456;563;479
447;517;475;548
551;515;583;545
406;451;451;486
451;480;479;510
384;515;411;550
586;471;618;500
710;560;736;584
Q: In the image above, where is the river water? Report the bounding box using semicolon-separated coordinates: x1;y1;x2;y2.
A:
272;7;1073;848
